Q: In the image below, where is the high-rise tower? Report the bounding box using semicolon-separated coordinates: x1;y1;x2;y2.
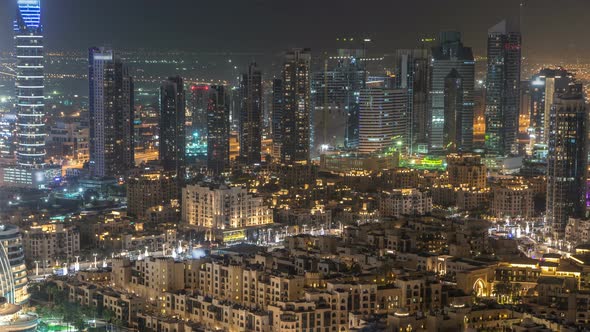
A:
207;85;230;175
239;63;263;165
546;84;587;241
430;32;475;153
358;86;407;154
88;47;134;178
529;68;573;146
159;76;186;181
14;0;45;168
281;48;311;165
271;79;283;160
396;48;431;154
485;19;521;156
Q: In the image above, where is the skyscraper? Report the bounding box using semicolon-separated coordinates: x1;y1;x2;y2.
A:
0;0;60;188
358;86;407;154
546;83;587;241
395;48;431;154
88;47;134;178
529;68;573;146
159;76;186;181
187;85;210;161
271;79;283;160
281;48;311;165
443;69;463;152
14;0;45;168
311;53;365;154
239;63;263;165
207;85;230;175
430;32;474;153
485;20;521;156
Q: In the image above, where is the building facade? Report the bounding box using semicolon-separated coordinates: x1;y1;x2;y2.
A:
358;87;407;154
430;32;475;152
88;47;134;178
485;20;521;156
0;224;28;304
23;224;80;264
546;84;587;240
207;85;230;175
396;48;431;154
182;184;273;229
159;76;186;181
239;63;263;164
281;48;311;165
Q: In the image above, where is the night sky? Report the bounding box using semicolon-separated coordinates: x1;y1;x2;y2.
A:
1;0;589;61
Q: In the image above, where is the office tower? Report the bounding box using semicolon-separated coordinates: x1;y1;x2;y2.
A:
430;31;475;153
529;68;573;146
281;48;311;165
311;51;365;154
14;0;45;168
0;224;28;304
395;48;431;154
207;85;230;175
485;20;521;156
88;47;134;178
239;63;263;164
187;85;209;160
271;79;283;160
159;76;186;181
358;87;407;154
546;84;587;241
443;69;463;152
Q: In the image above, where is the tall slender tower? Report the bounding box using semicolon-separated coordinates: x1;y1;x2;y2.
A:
430;32;475;153
546;84;587;241
207;85;230;175
88;47;134;178
239;63;263;165
271;79;283;160
396;48;431;154
14;0;45;168
159;76;186;181
485;19;521;156
281;48;311;165
443;69;464;152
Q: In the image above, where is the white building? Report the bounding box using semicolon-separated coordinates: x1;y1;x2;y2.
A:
0;224;28;304
23;223;80;264
379;189;432;217
182;184;273;229
358;87;407;154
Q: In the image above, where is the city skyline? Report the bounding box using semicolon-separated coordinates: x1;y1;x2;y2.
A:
3;0;590;331
0;0;590;63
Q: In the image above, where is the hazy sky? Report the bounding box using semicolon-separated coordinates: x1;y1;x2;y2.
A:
1;0;589;61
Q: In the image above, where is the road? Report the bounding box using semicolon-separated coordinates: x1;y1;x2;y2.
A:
57;149;158;175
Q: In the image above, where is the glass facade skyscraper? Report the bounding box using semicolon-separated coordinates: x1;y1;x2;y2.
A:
546;84;587;241
485;20;521;156
429;32;474;153
159;76;186;181
239;63;263;165
281;48;311;165
88;47;135;178
207;85;230;175
14;0;45;168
